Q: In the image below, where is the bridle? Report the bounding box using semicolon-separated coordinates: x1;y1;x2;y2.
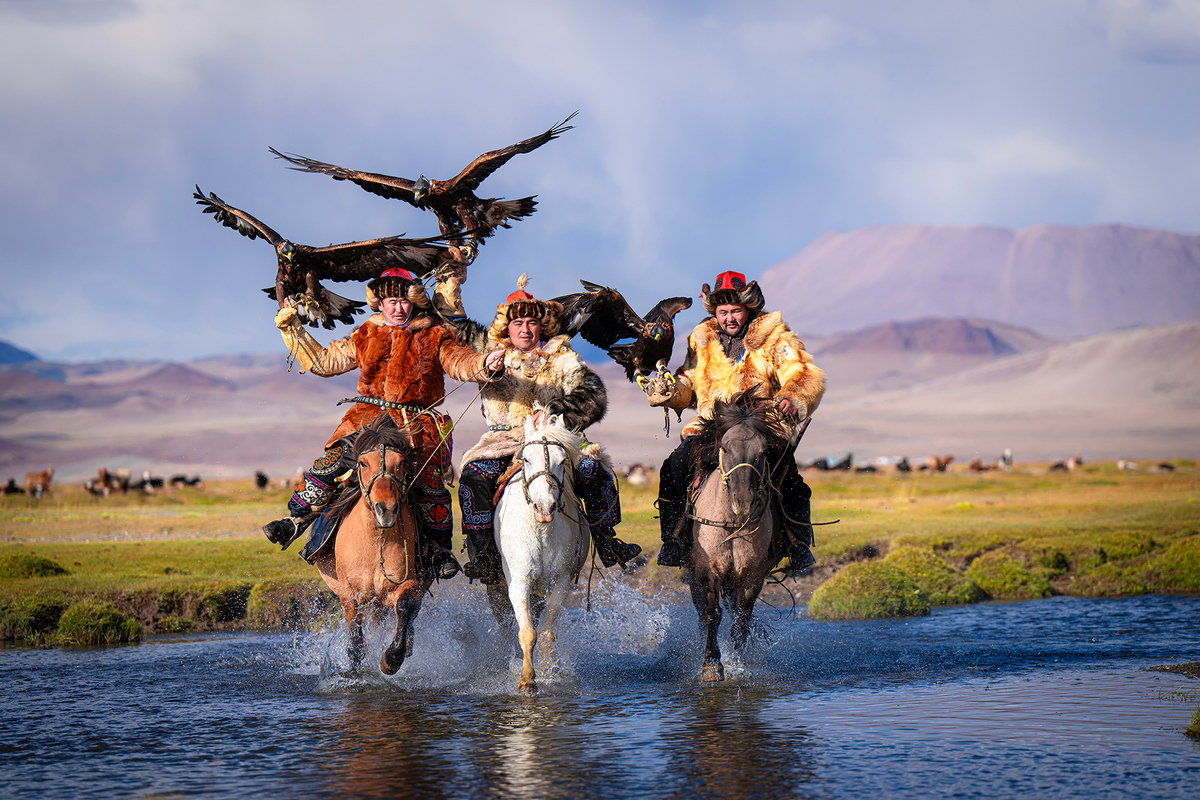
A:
359;443;413;527
519;436;571;512
690;446;770;531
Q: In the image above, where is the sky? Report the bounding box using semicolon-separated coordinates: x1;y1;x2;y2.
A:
2;0;1199;362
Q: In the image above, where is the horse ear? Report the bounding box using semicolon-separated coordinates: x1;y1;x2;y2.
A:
524;414;536;436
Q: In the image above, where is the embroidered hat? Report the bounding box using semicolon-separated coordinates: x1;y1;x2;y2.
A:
486;273;562;342
366;267;430;312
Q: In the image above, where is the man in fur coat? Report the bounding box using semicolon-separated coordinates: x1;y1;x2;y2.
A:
263;267;503;580
457;275;642;584
647;270;825;573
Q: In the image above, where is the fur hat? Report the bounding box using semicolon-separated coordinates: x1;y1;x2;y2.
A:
486;273;562;342
366;268;431;312
700;270;765;316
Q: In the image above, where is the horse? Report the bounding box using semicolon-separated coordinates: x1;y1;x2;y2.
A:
311;414;432;676
485;414;591;695
685;391;795;682
24;468;53;499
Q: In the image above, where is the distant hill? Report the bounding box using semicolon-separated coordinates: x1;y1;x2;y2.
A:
761;224;1200;338
0;340;38;364
801;317;1056;394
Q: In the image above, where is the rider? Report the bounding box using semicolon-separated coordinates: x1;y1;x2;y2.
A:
647;270;825;574
457;275;642;584
263;267;504;579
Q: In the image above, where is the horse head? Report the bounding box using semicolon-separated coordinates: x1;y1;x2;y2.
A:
696;390;789;523
521;413;575;524
353;415;417;530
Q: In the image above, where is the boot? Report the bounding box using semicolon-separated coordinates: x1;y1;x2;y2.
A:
655;497;690;567
262;515;314;550
462;546;503;584
590;526;642;568
786;539;816;576
430;546;461;581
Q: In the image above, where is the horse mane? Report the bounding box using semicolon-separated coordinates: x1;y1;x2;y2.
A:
689;389;790;475
325;415;418;522
531;419;588;471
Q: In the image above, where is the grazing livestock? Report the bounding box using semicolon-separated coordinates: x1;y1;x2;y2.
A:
25;468;53;499
1118;460;1138;471
1050;454;1083;473
968;458;993;472
895;457;912;473
255;471;270;489
998;448;1014;470
623;463;651;487
3;478;25;495
926;455;954;473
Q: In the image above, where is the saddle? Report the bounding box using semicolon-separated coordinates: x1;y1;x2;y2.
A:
491;458;525;507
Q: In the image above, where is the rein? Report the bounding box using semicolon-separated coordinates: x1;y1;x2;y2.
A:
357;442;415;586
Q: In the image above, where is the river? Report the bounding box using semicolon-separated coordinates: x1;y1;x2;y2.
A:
2;586;1198;798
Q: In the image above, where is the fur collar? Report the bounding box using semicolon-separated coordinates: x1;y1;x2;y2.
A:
692;311;782;351
487;334;571;357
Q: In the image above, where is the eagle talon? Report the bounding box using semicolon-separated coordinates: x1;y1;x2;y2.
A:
636;375;649;392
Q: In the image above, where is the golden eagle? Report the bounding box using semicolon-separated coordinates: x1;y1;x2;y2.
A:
553;280;693;383
268;112;577;262
193;186;459;329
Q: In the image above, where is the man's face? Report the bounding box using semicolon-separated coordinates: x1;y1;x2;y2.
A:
715;303;749;335
380;296;413;326
508;316;542;352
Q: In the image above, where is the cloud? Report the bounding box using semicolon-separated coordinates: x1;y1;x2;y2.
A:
1092;0;1200;63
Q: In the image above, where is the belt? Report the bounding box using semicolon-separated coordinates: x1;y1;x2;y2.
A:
488;424;514;432
339;396;426;413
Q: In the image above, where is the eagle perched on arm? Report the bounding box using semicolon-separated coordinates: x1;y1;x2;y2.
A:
193;186;459;329
268;111;577;263
553;280;693;383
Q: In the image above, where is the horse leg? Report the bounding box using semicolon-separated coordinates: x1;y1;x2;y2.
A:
731;582;765;654
509;582;539;696
486;583;516;633
344;600;365;673
380;593;418;676
536;585;570;678
690;576;724;682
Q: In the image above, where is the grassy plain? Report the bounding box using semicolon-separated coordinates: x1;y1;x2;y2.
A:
2;462;1197;641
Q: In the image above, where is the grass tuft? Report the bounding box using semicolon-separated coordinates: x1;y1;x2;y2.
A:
0;554;69;579
965;550;1052;599
55;600;141;646
885;546;988;606
807;561;931;620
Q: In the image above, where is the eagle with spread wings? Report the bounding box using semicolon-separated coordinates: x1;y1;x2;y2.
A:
268;112;577;263
554;280;693;384
193;186;460;329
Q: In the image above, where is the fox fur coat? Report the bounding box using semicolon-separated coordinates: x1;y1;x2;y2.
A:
660;311;825;438
460;334;607;468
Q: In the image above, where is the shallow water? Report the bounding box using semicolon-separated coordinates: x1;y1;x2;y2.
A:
2;586;1198;799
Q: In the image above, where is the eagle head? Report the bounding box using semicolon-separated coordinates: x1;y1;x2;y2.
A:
413;175;431;207
649;321;666;341
280;241;298;262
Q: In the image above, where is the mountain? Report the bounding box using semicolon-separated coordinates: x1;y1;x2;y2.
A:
761;224;1200;338
0;340;39;364
800;317;1056;394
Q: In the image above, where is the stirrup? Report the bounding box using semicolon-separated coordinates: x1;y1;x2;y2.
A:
430;548;460;581
596;538;642;569
462;552;503;584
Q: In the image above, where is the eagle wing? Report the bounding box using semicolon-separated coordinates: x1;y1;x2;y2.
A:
193;186;285;247
300;234;454;283
268;147;419;206
644;296;693;325
554;280;647;350
446;111;578;193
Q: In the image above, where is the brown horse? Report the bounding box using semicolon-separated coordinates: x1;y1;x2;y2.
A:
686;391;792;682
312;415;432;675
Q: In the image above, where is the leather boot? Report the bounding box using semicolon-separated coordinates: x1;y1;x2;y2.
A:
262;514;315;550
590;526;642;568
656;497;690;567
462;547;503;584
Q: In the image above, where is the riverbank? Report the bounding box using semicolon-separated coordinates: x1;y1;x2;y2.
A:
2;461;1197;642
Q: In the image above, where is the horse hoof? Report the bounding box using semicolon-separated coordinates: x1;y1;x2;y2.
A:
517;680;538;696
701;663;725;683
379;654;402;676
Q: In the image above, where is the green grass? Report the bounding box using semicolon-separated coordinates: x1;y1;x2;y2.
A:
0;466;1197;638
807;561;930;620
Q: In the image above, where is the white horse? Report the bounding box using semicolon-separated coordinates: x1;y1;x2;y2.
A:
486;414;591;695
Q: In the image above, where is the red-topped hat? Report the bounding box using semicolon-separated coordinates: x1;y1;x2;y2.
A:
380;267;416;281
712;270;747;293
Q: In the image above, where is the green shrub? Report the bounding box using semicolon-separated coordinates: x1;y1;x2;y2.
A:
885;546;987;606
0;595;69;642
198;582;254;622
1138;535;1200;593
1071;563;1150;597
965;551;1052;599
807;561;931;620
1187;707;1200;741
0;554;69;579
56;600;141;646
